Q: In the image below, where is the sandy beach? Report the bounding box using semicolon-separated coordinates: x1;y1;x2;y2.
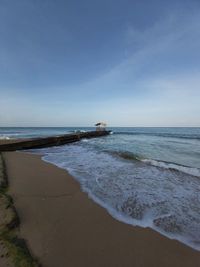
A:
3;151;200;267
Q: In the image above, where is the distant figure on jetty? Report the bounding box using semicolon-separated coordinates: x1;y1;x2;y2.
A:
95;122;107;131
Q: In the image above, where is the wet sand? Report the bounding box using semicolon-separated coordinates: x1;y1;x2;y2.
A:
4;151;200;267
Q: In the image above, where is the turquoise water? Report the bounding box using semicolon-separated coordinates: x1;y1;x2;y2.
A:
1;127;200;249
1;127;199;168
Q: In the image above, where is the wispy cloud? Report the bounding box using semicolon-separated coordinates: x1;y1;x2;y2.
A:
0;1;200;126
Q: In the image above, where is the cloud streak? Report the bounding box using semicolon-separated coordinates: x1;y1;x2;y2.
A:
0;1;200;126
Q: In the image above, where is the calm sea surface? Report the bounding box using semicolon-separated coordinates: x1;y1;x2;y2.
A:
1;127;200;250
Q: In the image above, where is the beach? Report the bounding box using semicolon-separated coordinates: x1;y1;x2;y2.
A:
1;0;200;265
2;151;200;267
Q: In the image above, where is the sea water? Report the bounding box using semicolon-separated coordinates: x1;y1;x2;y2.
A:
1;127;200;250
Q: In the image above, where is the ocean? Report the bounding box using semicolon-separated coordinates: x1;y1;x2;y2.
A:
1;127;200;250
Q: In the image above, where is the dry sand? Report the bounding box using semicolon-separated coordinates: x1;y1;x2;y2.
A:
4;151;200;267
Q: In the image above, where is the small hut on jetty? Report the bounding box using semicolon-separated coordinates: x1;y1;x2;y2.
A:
95;122;107;131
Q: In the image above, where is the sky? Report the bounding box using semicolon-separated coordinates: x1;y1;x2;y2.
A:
0;0;200;127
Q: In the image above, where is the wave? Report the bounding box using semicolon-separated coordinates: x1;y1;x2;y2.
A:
0;136;10;140
113;131;200;140
108;151;141;161
112;151;200;178
141;159;200;178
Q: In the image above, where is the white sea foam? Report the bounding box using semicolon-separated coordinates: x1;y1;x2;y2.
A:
34;143;200;251
141;159;200;178
0;136;10;140
81;138;89;142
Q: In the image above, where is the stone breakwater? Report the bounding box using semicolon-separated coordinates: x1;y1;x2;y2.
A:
0;130;111;152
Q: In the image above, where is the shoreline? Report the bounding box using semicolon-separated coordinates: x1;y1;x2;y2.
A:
3;151;200;267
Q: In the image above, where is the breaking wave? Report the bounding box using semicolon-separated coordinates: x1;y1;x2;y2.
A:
141;158;200;178
112;152;200;177
112;151;200;178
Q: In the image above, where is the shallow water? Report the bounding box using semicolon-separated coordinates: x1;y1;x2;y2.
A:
1;127;200;250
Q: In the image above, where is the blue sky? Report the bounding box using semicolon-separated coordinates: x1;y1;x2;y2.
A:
0;0;200;126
